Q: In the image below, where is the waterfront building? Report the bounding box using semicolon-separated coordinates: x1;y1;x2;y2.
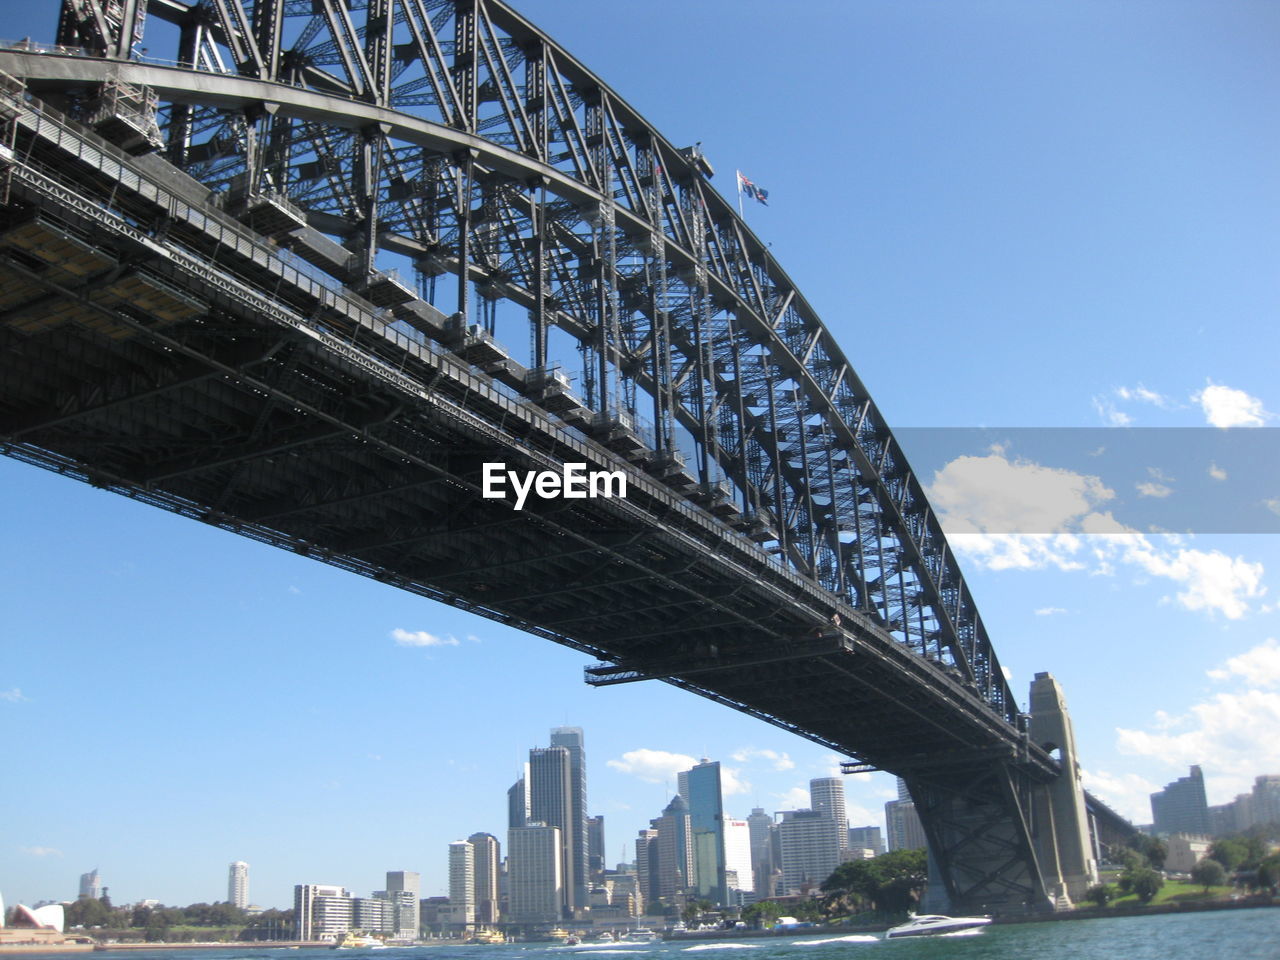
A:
529;744;576;914
468;833;501;924
507;823;563;922
550;727;590;910
294;884;352;940
848;826;885;857
809;778;849;850
353;897;394;934
1165;835;1214;874
382;872;420;941
746;807;776;898
776;810;843;895
78;869;101;900
448;840;476;927
228;861;249;910
723;818;754;899
679;759;728;905
1151;765;1210;837
653;794;694;902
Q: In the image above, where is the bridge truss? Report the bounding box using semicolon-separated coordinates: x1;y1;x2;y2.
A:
0;0;1086;913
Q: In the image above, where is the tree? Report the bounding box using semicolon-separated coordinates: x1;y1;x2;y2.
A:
1254;853;1280;893
1128;867;1164;904
740;901;783;928
1126;834;1166;870
1084;884;1115;908
1209;837;1248;873
1191;858;1226;892
820;849;927;917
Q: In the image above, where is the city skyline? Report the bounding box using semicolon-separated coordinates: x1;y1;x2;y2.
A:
4;0;1278;912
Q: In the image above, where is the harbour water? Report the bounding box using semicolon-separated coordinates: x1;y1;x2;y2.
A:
15;910;1280;960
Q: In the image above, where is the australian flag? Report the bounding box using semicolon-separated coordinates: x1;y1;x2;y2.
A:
737;170;769;206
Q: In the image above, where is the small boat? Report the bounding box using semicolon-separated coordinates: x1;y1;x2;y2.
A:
623;928;658;942
884;914;992;939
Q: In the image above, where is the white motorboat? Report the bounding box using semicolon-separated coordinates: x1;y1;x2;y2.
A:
884;914;992;938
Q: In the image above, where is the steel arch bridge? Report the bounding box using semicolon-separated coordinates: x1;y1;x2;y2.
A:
0;0;1108;914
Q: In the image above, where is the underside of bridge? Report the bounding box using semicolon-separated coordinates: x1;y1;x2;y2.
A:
0;0;1123;915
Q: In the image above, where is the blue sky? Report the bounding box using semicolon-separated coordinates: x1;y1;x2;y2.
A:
3;0;1279;911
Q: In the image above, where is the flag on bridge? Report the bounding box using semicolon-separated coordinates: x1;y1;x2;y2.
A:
736;170;769;207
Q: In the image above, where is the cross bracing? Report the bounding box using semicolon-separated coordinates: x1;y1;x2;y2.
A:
0;0;1106;913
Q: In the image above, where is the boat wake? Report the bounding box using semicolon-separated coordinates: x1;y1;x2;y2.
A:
792;935;879;946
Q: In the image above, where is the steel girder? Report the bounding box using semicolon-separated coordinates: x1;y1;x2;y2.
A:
7;0;1018;725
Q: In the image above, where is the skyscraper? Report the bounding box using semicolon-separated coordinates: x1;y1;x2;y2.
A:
228;861;249;910
587;815;605;880
634;828;658;907
1151;765;1211;836
448;840;476;927
680;759;728;905
550;726;590;910
507;824;563;922
384;871;420;941
78;869;101;900
723;819;754;899
508;762;530;830
529;745;576;914
746;808;776;899
653;794;694;902
809;778;848;850
468;833;501;925
885;781;927;852
847;826;885;857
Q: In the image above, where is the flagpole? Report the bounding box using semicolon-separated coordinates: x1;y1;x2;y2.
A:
735;169;744;218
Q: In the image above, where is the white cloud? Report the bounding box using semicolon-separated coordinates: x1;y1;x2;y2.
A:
1;688;29;703
929;449;1117;536
391;628;460;647
1195;383;1268;428
732;747;795;771
775;786;812;811
1116;385;1171;408
1114;639;1280;801
721;768;752;796
1093;395;1132;427
1035;607;1067;616
20;846;63;858
1136;482;1173;498
1208;463;1228;481
607;748;698;784
1207;638;1280;687
1115;539;1265;620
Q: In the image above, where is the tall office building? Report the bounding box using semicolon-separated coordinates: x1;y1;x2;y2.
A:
1151;765;1211;836
634;828;658;906
679;759;728;905
448;841;476;926
885;781;927;852
228;861;249;909
508;762;530;829
653;794;694;902
809;778;848;850
549;727;590;910
468;833;501;924
294;884;353;940
587;815;605;880
507;824;563;922
384;871;420;941
529;745;576;914
746;808;776;899
723;819;754;899
847;826;885;857
777;810;843;894
79;869;101;900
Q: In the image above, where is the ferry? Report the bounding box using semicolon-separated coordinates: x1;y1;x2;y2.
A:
333;932;390;949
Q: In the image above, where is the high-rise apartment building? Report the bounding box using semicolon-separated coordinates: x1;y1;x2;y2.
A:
228;861;249;909
679;759;728;905
507;824;563;922
448;840;477;927
777;810;843;895
809;778;848;850
529;745;576;914
549;727;590;911
1151;765;1210;837
79;869;101;900
468;833;501;925
294;884;352;940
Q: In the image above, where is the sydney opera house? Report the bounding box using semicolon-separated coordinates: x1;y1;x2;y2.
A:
0;895;73;948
